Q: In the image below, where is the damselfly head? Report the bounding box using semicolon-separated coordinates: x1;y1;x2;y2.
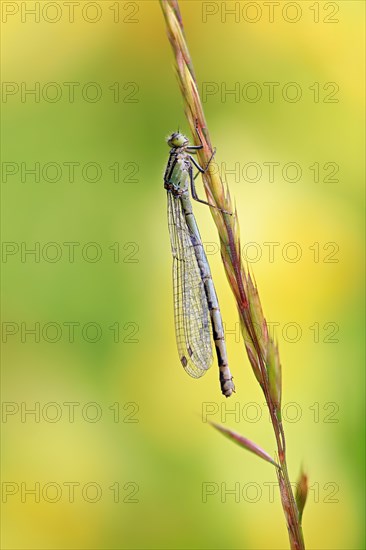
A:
167;132;189;148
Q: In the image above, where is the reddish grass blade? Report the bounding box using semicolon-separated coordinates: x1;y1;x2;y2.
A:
210;422;280;468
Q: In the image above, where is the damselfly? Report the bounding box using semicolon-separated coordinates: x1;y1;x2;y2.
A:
164;128;235;398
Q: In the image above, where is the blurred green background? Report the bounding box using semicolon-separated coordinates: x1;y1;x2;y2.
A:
1;1;364;548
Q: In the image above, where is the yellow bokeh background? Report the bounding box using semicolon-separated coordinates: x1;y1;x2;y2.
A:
1;1;364;549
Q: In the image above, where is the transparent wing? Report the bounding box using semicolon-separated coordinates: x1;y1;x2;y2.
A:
167;192;213;378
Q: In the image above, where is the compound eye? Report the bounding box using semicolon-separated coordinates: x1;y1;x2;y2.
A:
167;132;189;148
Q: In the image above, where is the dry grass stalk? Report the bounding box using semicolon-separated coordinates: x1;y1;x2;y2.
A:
160;2;306;548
